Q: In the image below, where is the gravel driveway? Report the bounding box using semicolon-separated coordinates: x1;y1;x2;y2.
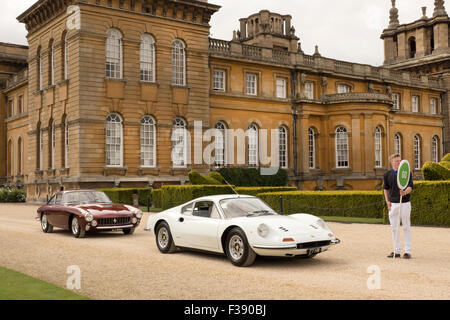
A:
0;203;449;300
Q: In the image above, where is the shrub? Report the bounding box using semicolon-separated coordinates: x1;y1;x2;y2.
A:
258;191;386;219
236;186;298;196
422;161;450;181
439;161;450;170
441;153;450;162
159;185;235;209
206;172;225;184
0;188;27;203
98;188;152;206
217;168;288;187
152;189;162;209
188;171;221;185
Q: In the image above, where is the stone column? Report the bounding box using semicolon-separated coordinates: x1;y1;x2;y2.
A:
351;114;362;174
363;114;374;175
433;23;449;53
239;18;247;40
299;115;310;176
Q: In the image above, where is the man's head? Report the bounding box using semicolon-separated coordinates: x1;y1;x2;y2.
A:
389;154;401;170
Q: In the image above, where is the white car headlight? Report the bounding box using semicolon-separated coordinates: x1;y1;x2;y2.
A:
316;219;331;232
85;213;94;222
257;223;269;238
135;209;143;219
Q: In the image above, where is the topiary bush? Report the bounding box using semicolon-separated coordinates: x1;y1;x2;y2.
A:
441;153;450;162
188;170;222;185
159;185;235;209
206;171;225;184
98;188;152;206
422;161;450;181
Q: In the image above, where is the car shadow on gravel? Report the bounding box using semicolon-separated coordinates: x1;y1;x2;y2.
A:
49;229;133;239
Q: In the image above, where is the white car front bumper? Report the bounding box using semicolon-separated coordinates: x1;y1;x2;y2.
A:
252;238;340;257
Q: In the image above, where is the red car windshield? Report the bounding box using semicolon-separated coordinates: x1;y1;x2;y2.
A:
63;191;112;205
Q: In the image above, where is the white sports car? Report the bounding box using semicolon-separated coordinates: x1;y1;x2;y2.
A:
145;194;340;267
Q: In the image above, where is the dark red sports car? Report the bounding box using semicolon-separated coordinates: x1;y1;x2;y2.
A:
37;190;143;238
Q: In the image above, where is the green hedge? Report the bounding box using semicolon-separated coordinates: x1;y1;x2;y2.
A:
216;168;288;187
159;185;235;210
258;191;385;219
188;171;222;185
0;188;27;203
236;186;298;196
152;189;162;209
441;153;450;162
98;188;152;206
422;161;450;181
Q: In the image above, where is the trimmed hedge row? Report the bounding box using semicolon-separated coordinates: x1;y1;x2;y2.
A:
0;188;26;203
236;186;298;196
98;188;152;206
258;181;450;226
258;191;385;219
216;168;288;187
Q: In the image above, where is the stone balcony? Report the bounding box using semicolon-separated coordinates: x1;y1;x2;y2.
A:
319;92;393;105
209;38;443;90
5;68;28;90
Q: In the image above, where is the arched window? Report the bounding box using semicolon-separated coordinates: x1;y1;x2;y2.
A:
106;113;123;167
64;117;69;169
214;121;227;168
141;115;156;167
374;126;382;168
172;118;187;168
335;126;349;168
248;123;259;167
414;135;421;170
17;137;23;175
140;34;155;82
36;123;43;171
172;39;186;86
308;128;316;169
106;29;123;79
279;126;288;169
432;136;439;163
408;37;416;59
394;133;402;157
63;32;69;80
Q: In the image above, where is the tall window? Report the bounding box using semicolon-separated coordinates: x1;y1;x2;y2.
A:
140;34;155;82
337;84;351;94
213;70;226;92
172;39;186;86
432;136;439;163
64;32;69;80
394;133;402;157
305;81;314;99
172;118;187;167
39;127;44;171
414;135;421;170
64;117;69;169
276;78;287;99
7;139;12;176
17;137;23;175
49;41;55;86
50;121;55;169
430;98;437;115
7;100;13;118
278;126;288;168
374;127;382;168
308;128;316;169
140;115;156;167
18;95;24;114
246;73;257;96
37;47;43;91
335;126;349;168
412;95;419;112
214;121;227;167
106;29;123;79
392;93;400;110
106;113;123;167
248;124;259;167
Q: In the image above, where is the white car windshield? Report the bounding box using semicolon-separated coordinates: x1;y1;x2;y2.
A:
219;198;278;219
63;191;112;205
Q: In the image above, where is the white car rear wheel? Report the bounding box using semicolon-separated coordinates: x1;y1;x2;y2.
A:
225;228;256;267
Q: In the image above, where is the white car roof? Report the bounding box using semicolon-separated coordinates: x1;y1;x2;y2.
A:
191;194;255;203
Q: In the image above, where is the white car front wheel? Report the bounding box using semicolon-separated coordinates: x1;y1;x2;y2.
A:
155;222;177;253
225;228;256;267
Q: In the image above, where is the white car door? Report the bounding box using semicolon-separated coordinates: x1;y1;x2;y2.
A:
176;201;222;251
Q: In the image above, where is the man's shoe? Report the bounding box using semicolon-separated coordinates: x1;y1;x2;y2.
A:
402;253;412;259
387;252;401;258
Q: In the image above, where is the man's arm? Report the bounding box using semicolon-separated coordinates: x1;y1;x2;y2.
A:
384;189;392;212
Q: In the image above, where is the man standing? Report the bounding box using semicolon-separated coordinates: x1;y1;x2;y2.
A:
383;154;414;259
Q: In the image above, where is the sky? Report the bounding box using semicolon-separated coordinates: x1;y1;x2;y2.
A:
0;0;444;66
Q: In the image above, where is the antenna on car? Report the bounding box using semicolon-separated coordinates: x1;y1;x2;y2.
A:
222;177;240;198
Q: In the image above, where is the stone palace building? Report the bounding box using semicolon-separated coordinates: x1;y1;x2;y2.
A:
0;0;448;202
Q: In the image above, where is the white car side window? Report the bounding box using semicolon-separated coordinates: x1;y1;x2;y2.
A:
181;203;193;215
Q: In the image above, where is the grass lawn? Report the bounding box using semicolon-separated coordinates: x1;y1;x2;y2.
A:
319;216;384;224
0;266;90;300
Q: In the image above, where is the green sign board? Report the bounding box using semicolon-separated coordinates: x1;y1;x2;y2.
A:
397;160;411;190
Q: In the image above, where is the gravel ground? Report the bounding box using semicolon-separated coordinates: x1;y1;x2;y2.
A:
0;203;449;300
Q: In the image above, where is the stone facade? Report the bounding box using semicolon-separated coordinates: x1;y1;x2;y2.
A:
0;0;447;202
